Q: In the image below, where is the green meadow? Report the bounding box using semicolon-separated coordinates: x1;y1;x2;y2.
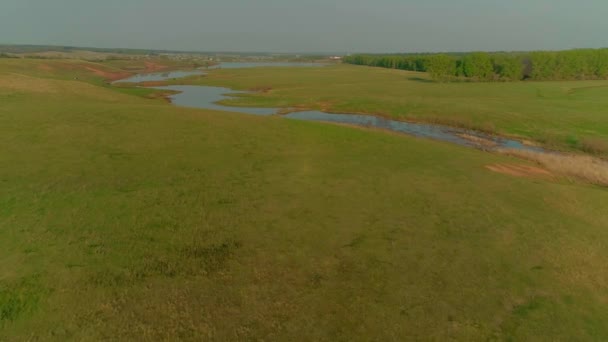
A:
1;59;608;340
188;64;608;154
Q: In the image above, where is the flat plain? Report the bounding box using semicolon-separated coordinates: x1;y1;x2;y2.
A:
1;58;608;340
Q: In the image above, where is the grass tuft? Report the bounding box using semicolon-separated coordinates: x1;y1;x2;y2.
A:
135;241;242;279
0;276;47;323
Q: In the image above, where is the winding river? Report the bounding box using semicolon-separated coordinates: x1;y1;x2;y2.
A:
115;63;543;152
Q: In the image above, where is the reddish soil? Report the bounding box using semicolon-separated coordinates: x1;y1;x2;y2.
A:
84;67;131;82
38;64;54;71
485;164;553;179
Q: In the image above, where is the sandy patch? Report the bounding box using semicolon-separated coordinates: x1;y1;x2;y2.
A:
456;133;498;148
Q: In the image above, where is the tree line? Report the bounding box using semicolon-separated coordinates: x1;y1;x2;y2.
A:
343;49;608;81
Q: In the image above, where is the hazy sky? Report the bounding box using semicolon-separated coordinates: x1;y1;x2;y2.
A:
1;0;607;53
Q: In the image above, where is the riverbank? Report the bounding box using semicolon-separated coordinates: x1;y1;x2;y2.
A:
115;66;608;186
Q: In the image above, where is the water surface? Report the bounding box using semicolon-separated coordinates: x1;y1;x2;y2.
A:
114;70;206;83
154;85;276;115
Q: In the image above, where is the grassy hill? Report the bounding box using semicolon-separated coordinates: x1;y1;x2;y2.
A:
1;59;608;340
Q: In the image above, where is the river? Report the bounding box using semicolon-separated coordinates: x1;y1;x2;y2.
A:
115;63;544;152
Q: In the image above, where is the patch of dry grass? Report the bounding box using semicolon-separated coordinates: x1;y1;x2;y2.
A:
456;133;498;148
581;137;608;155
498;149;608;187
424;116;498;135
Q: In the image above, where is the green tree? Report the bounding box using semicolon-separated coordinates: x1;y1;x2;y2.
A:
427;54;456;81
343;49;608;82
530;51;557;80
595;49;608;79
462;52;494;80
493;55;523;81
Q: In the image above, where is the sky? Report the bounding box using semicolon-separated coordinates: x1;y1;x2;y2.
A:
1;0;607;53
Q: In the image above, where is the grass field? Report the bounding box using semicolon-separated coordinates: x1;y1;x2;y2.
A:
181;64;608;154
1;59;608;340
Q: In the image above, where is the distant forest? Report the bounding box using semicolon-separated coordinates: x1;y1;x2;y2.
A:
343;49;608;81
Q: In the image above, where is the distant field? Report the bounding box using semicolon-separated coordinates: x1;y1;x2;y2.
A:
1;59;608;340
183;64;608;154
0;57;201;82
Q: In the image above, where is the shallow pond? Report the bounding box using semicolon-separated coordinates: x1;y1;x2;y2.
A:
114;70;206;83
154;85;276;116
